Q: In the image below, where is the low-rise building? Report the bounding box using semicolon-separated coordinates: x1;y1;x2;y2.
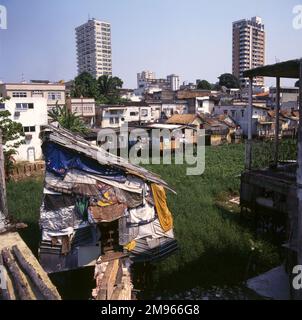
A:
213;103;269;136
269;86;299;110
1;97;48;162
136;71;180;95
96;102;153;128
0;81;66;111
66;97;96;125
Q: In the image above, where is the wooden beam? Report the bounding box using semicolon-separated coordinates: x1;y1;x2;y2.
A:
274;77;281;167
1;248;31;300
0;254;11;300
0;130;8;224
245;77;253;170
296;58;302;300
12;245;58;300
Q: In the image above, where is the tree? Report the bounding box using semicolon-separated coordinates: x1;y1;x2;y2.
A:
218;73;240;89
0;98;25;177
48;105;89;134
71;73;125;105
71;72;99;99
97;75;124;104
197;80;212;90
98;75;123;96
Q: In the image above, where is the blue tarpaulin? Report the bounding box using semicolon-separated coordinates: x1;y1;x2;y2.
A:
42;142;126;182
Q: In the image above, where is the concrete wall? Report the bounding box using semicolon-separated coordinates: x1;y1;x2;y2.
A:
2;97;48;162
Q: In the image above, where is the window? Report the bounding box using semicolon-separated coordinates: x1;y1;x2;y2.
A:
28;103;34;109
141;109;148;117
23;126;36;133
16;103;29;110
32;91;43;97
0;103;5;109
241;110;245;118
130;111;139;117
12;92;27;98
109;117;119;124
48;92;62;100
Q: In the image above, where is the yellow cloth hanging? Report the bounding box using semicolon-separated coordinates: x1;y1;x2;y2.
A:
124;240;136;251
151;183;173;232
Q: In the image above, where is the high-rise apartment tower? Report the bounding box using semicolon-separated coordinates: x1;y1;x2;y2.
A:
76;19;112;78
232;16;265;87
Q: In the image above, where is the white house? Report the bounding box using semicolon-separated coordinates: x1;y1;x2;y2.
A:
1;97;48;162
213;104;269;136
0;81;66;111
195;96;215;115
97;104;153;128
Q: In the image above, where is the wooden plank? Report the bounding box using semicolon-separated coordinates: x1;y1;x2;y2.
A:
97;261;113;300
274;77;281;167
107;259;119;300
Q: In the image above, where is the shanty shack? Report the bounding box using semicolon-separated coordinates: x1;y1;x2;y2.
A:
38;125;178;283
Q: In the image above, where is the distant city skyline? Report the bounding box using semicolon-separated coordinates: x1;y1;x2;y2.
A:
0;0;301;88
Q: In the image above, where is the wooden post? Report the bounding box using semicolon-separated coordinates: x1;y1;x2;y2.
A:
296;59;302;300
274;77;281;167
0;129;8;227
245;77;253;170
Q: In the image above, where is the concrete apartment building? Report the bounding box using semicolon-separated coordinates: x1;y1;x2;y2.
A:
232;16;265;88
96;103;153;128
0;97;48;162
0;81;66;110
66;97;96;125
76;18;112;78
269;86;299;110
136;71;180;94
167;74;180;91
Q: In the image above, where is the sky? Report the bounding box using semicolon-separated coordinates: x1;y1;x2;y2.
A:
0;0;301;88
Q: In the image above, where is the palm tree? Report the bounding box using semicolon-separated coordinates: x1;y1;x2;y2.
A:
48;104;89;134
98;75;123;96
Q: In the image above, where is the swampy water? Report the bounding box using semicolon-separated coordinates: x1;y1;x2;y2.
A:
49;267;262;300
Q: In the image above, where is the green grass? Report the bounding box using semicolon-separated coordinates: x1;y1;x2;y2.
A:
6;144;280;296
7;177;43;255
144;144;280;293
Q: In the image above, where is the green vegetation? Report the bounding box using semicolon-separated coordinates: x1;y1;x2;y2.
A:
6;144;280;295
7;177;43;254
196;80;212;90
144;144;280;293
218;73;240;89
71;72;127;105
0;98;25;177
48;104;89;134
